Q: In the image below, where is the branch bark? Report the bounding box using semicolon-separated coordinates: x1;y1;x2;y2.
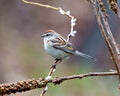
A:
108;0;120;19
0;71;117;95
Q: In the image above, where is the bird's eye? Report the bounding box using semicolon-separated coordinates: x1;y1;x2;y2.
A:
46;33;51;36
46;34;49;36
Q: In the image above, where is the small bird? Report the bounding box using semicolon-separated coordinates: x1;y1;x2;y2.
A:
41;30;95;62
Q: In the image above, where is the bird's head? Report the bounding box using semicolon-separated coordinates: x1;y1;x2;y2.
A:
41;30;59;39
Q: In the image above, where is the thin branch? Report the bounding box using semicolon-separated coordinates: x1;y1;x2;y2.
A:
97;0;120;78
0;71;117;95
22;0;77;42
40;59;59;96
53;71;117;83
88;0;120;80
22;0;59;10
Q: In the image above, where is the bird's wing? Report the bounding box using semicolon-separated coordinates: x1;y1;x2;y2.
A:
48;37;75;54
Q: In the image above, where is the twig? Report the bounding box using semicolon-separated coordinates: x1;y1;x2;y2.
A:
22;0;77;42
40;59;60;96
0;71;117;95
108;0;120;19
97;0;120;78
22;0;59;10
52;71;117;83
88;0;120;80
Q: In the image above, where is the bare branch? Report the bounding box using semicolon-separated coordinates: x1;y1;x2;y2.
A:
52;71;117;84
22;0;59;10
0;71;117;95
40;59;60;96
97;0;120;56
22;0;77;41
88;0;120;80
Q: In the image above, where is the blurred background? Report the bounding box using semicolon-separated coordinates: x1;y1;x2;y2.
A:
0;0;120;96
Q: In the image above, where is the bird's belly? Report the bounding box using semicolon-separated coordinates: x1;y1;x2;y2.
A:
44;44;70;59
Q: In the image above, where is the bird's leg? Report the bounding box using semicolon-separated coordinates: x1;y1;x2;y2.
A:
51;59;62;68
48;59;61;76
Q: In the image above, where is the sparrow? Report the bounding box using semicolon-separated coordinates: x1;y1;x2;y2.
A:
41;30;95;62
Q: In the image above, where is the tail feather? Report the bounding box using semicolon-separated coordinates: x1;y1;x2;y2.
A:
75;51;96;61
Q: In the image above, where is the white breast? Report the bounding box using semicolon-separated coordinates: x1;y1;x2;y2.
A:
44;39;70;59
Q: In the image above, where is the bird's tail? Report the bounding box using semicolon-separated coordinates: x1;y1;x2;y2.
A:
75;51;96;61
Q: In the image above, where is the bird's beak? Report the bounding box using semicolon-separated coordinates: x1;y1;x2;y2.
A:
41;34;45;37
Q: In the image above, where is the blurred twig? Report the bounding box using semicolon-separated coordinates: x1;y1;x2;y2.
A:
97;0;120;56
0;71;117;95
108;0;120;19
88;0;120;80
